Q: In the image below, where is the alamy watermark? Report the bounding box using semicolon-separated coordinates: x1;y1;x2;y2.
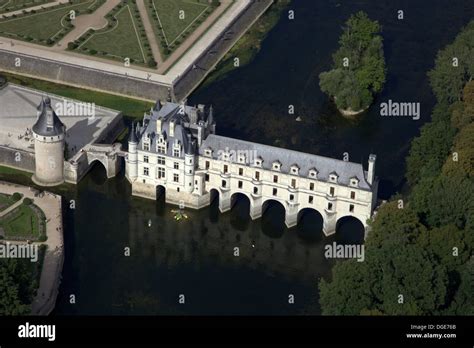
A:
55;100;96;118
0;242;38;262
380;100;420;120
216;147;259;165
324;242;365;262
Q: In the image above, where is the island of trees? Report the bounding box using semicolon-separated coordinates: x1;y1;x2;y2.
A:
319;21;474;315
319;11;386;117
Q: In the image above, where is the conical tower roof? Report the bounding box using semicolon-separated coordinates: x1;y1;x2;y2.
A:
32;97;65;136
129;122;138;143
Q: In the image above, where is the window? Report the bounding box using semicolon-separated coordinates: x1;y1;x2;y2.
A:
143;156;149;163
205;161;210;169
173;174;179;183
330;187;335;196
239;168;243;176
289;194;294;201
143;143;150;151
349;204;354;213
143;167;149;176
309;196;313;204
205;174;209;182
255;171;260;180
310;182;314;190
222;180;227;188
238;181;243;189
158;156;165;165
173;149;180;157
157;167;165;179
273;188;277;196
291;179;296;188
273;175;278;183
174;162;179;170
328;202;333;210
157;145;166;154
253;187;258;194
224;165;228;173
351;191;356;199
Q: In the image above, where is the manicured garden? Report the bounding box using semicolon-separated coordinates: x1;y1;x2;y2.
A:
71;0;155;67
0;0;54;14
145;0;218;58
0;199;46;241
0;0;105;46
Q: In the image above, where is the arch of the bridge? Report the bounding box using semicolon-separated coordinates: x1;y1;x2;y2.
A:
335;215;366;244
261;197;288;214
297;207;325;223
87;157;109;175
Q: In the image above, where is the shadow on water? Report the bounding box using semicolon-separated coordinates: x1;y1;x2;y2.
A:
45;0;474;315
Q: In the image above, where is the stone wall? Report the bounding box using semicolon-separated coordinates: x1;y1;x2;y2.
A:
0;50;171;101
0;146;35;172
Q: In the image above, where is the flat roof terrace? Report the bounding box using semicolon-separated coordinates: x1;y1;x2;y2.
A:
0;83;121;158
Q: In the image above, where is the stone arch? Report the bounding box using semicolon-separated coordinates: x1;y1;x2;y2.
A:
261;198;287;238
335;215;365;245
296;207;325;241
209;188;220;223
229;192;251;231
155;184;166;214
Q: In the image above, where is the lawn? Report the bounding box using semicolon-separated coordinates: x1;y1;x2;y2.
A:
73;1;154;66
146;0;216;57
0;0;104;45
0;0;54;14
0;202;42;240
0;193;15;212
1;72;154;119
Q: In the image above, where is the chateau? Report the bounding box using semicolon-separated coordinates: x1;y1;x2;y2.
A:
125;101;378;235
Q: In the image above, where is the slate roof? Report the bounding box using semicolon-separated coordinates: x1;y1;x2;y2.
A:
32;97;65;137
200;134;372;190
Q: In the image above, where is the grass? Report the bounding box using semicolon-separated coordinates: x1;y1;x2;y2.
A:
74;1;154;66
0;202;41;240
145;0;216;58
1;72;154;119
0;0;105;46
0;0;54;14
201;0;289;88
0;193;15;211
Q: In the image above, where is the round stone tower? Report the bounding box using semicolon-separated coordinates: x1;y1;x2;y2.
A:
126;122;138;180
32;97;66;187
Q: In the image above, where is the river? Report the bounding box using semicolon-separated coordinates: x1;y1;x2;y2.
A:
4;0;471;315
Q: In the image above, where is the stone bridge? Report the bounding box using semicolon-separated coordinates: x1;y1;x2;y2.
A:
83;143;126;178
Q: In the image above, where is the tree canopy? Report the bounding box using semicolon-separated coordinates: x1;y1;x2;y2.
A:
319;11;386;111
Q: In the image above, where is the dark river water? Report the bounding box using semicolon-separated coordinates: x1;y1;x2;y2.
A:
15;0;471;315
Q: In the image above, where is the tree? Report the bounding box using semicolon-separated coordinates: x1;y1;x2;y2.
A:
319;11;385;112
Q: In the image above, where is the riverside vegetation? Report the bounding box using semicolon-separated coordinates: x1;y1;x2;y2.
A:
319;21;474;315
319;11;386;117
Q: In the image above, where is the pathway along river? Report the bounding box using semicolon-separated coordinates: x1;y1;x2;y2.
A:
1;0;472;315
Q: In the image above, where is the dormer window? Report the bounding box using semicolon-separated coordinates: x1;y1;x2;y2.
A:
204;148;212;157
143;141;150;151
254;156;263;167
290;164;300;175
272;161;281;171
238;152;246;164
308;168;318;179
329;172;338;183
349;177;359;187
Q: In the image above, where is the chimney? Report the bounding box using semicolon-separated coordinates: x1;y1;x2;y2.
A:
169;121;175;137
368;154;376;185
156;119;162;134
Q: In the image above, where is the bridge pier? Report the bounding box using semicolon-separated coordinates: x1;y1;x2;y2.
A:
250;201;262;220
322;212;337;236
219;191;231;213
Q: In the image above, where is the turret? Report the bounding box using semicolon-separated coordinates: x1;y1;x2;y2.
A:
184;132;195;193
31;97;66;187
367;154;376;185
127;122;138;180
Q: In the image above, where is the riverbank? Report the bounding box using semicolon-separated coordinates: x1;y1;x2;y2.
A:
0;180;64;315
200;0;290;89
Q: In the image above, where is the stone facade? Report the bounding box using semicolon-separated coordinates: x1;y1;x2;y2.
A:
126;101;379;236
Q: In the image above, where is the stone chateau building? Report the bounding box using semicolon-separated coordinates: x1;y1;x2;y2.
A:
126;101;379;235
